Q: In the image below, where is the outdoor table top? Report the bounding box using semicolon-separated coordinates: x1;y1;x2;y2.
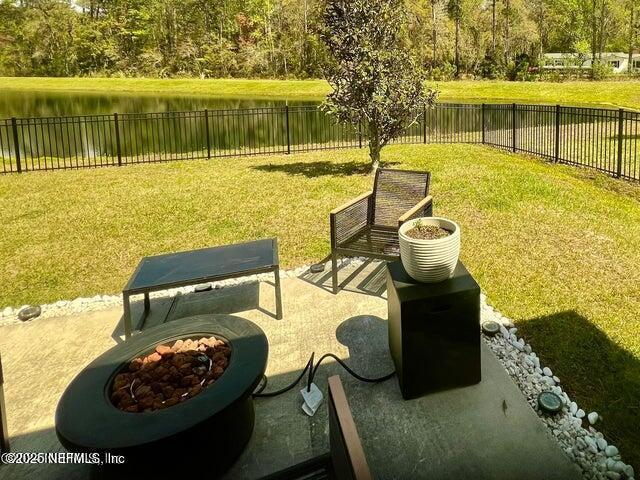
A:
123;238;279;294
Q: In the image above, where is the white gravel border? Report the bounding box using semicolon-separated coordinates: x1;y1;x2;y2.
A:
0;257;364;327
0;259;635;479
481;297;634;480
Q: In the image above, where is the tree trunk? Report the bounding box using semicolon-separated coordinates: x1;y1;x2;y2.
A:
368;123;381;172
598;0;607;61
492;0;497;54
537;0;544;64
303;0;308;68
454;18;460;77
591;0;597;65
431;0;438;66
504;0;510;64
628;2;635;74
369;145;380;172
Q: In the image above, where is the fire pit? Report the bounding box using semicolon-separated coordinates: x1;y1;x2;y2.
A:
55;314;268;475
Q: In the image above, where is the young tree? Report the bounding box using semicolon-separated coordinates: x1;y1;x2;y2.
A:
320;0;437;172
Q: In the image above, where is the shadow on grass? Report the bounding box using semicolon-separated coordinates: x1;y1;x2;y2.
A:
251;160;399;178
518;310;640;469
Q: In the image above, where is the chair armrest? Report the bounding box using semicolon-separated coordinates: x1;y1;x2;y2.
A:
330;192;372;248
398;195;433;227
330;191;372;215
327;376;372;480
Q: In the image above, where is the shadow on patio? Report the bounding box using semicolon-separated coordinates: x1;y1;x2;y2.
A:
298;258;388;297
1;308;583;480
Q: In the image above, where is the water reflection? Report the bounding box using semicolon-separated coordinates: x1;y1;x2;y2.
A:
0;91;311;118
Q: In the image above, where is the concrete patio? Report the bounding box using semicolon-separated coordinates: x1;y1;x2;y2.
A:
0;260;582;479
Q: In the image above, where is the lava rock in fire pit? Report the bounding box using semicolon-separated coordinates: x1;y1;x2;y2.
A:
111;336;231;413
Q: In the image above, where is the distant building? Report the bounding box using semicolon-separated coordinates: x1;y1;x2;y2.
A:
542;52;640;74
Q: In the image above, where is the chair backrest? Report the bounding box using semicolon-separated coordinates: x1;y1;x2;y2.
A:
327;376;372;480
371;169;431;227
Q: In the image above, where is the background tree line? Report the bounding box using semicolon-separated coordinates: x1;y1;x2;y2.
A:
0;0;637;79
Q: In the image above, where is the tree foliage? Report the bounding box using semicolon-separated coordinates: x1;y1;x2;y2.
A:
0;0;637;79
320;0;438;171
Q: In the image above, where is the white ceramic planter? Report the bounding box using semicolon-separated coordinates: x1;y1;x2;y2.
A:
398;217;461;283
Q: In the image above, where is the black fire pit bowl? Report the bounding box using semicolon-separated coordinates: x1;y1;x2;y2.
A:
55;314;268;476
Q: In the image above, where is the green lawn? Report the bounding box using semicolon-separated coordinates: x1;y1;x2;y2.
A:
1;144;639;467
1;77;640;109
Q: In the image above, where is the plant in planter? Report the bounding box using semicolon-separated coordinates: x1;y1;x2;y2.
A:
398;217;460;283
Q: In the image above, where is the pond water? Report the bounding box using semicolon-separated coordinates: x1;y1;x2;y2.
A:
4;91;613;175
0;91;476;167
0;91;314;119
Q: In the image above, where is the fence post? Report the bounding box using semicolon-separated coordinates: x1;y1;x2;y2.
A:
10;118;21;173
554;105;560;163
204;109;211;159
358;120;363;148
616;108;624;178
285;104;291;154
481;104;486;144
423;105;427;144
511;103;517;153
113;113;122;166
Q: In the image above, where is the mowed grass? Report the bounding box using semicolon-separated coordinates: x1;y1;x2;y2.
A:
1;77;640;109
1;144;639;466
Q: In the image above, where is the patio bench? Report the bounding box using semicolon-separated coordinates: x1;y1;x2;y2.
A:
261;376;372;480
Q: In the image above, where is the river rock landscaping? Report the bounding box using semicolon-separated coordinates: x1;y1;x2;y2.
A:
481;301;635;480
0;258;359;327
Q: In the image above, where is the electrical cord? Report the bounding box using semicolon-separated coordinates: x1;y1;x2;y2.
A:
252;351;395;398
253;353;314;398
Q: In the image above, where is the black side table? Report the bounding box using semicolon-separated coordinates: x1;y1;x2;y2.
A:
386;260;481;400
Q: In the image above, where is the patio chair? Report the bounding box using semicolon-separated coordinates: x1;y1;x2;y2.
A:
260;375;372;480
330;168;432;293
0;354;9;454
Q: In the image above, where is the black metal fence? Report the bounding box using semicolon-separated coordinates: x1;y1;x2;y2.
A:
1;103;638;181
483;104;640;181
